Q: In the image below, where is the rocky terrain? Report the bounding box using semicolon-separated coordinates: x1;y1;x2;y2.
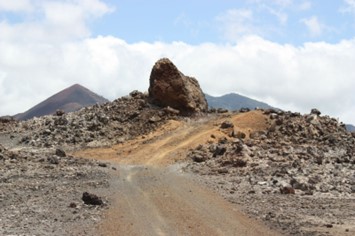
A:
1;58;354;235
185;109;355;235
9;91;178;149
0;58;210;236
0;143;110;236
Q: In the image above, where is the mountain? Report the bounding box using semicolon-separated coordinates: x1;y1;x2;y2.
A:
346;124;355;132
205;93;274;111
15;84;109;120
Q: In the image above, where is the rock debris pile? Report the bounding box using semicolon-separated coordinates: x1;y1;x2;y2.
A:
188;109;355;197
186;109;355;235
12;91;178;148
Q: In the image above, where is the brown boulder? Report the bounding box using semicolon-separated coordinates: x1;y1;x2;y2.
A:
148;58;208;115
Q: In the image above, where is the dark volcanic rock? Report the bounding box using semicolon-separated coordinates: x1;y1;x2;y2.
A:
14;91;178;148
82;192;104;206
280;186;295;194
310;108;321;116
55;109;65;116
148;58;208;115
220;121;234;129
55;148;66;157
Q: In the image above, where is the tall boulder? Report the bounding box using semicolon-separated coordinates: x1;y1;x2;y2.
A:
148;58;208;115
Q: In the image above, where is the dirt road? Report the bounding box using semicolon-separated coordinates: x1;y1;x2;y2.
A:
73;111;279;235
96;165;278;236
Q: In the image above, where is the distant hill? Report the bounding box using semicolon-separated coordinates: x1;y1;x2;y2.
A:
15;84;109;120
205;93;274;111
346;124;355;132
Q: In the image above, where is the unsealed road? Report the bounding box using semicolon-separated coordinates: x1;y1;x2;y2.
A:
96;165;278;236
73;112;279;235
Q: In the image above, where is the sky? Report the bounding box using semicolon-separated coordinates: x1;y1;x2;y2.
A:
0;0;354;124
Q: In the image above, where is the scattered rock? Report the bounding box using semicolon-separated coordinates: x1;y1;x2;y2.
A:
220;121;234;129
311;108;321;116
55;109;65;116
0;147;108;235
220;108;229;113
163;106;180;115
234;131;246;139
82;192;104;206
48;155;60;164
212;144;227;157
69;203;77;208
280;186;296;194
232;159;247;168
55;148;66;157
129;90;144;98
239;108;250;113
192;154;207;163
98;162;108;168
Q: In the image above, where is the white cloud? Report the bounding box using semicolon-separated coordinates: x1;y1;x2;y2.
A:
263;6;288;25
342;0;355;13
0;0;32;12
299;1;312;11
248;0;293;8
1;34;355;124
216;9;260;41
301;16;324;37
246;1;290;29
174;12;202;38
271;0;293;7
0;0;113;43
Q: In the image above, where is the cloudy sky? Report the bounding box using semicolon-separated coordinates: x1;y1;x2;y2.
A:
0;0;354;124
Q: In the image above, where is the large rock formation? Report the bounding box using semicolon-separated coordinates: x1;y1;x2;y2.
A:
148;58;208;115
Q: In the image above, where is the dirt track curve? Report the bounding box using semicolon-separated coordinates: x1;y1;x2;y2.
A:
73;111;279;235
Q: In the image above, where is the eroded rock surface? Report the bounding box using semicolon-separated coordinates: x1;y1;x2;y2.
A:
148;58;208;115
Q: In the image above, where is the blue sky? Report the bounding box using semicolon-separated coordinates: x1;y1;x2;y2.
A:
0;0;354;124
2;0;355;44
91;0;355;45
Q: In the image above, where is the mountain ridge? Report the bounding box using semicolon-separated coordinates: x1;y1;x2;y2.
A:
14;84;109;120
346;124;355;132
205;93;274;110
